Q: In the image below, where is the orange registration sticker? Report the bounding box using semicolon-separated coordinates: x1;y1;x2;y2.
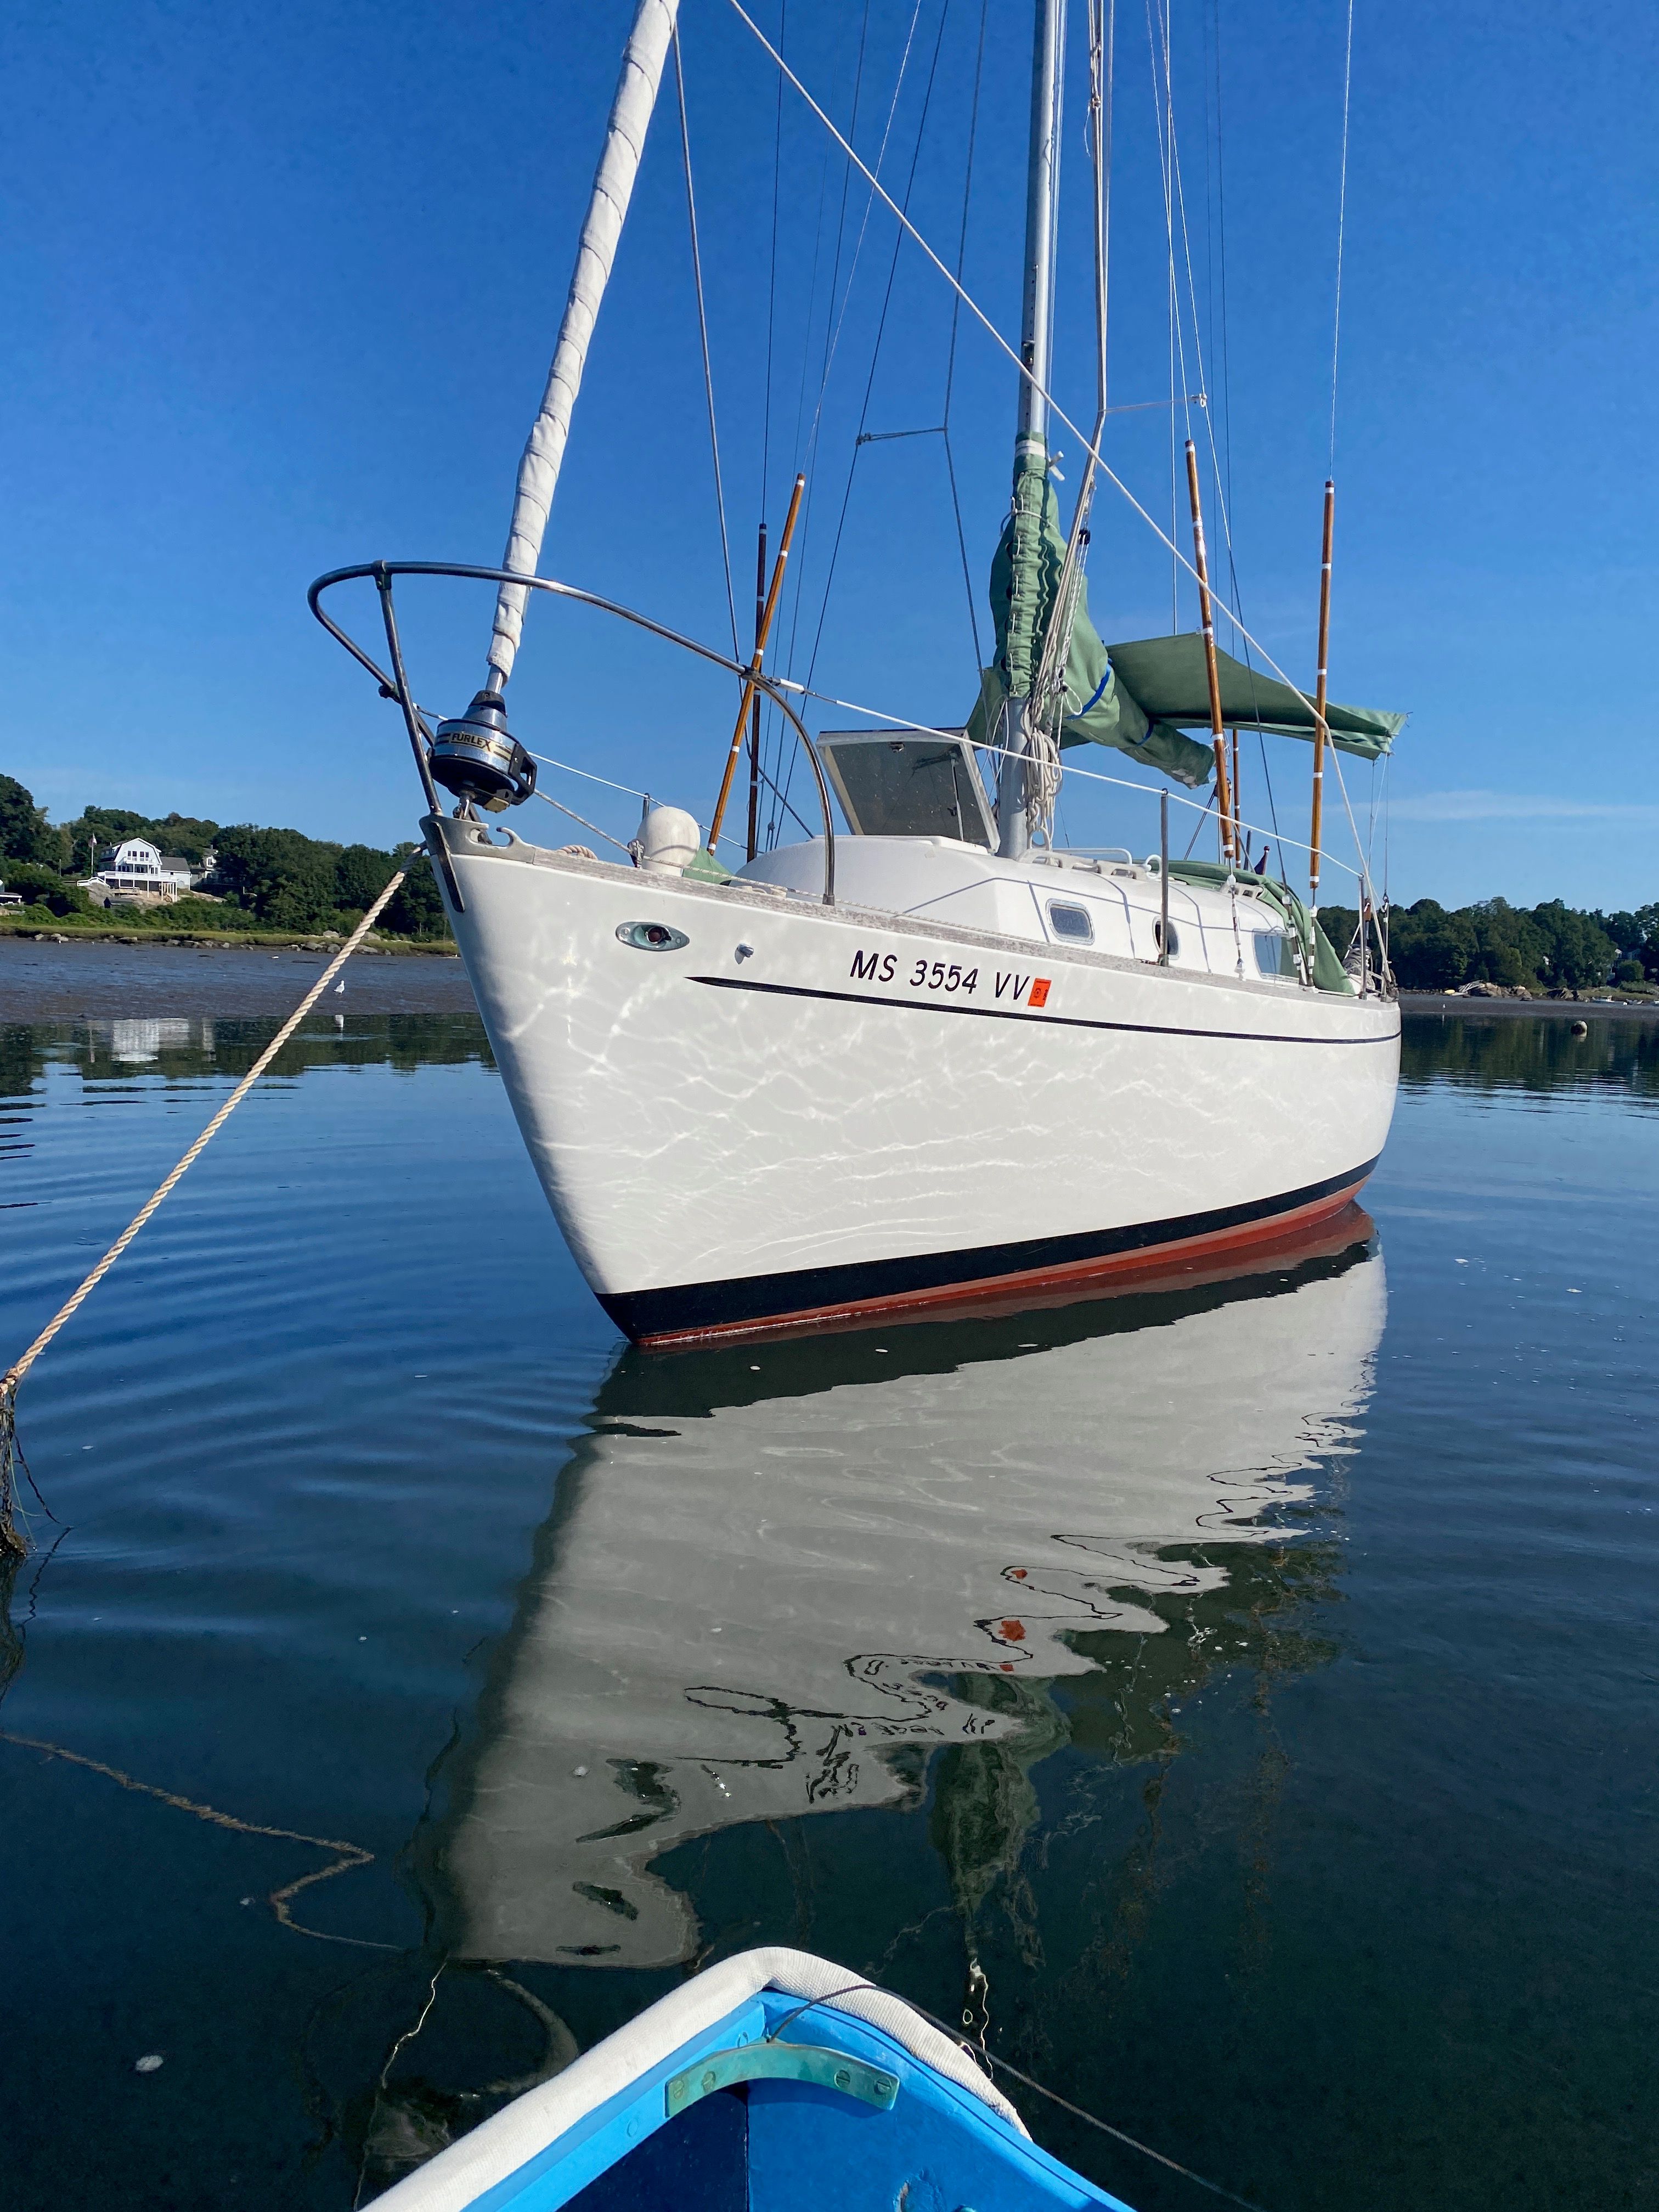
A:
1028;978;1052;1008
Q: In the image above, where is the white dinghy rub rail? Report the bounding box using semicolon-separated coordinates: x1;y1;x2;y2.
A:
373;1947;1025;2211
487;0;681;689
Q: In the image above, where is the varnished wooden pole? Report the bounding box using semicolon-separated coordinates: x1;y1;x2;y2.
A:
710;473;804;854
1184;440;1233;863
746;520;767;862
1308;479;1335;912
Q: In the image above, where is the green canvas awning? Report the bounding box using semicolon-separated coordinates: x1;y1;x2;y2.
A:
965;451;1404;788
1104;635;1406;762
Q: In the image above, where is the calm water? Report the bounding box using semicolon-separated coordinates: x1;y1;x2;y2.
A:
1;1006;1656;2211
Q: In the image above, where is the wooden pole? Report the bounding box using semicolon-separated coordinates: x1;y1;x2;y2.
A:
1183;441;1233;864
710;473;804;854
746;521;768;862
1308;478;1335;913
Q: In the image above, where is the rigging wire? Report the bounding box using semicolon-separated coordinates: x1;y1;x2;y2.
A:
782;0;927;641
763;2;872;850
941;0;991;672
761;0;901;844
766;0;929;840
528;787;636;855
523;749;648;800
672;21;740;662
773;673;1368;878
1143;0;1291;871
1206;0;1280;871
760;0;786;519
1151;0;1181;625
724;0;1384;906
1330;0;1356;473
799;0;953;692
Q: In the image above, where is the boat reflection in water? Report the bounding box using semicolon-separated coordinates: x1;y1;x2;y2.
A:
430;1209;1385;1972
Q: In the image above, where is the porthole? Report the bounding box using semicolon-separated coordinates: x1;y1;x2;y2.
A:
1048;901;1093;943
616;921;690;952
1153;919;1181;956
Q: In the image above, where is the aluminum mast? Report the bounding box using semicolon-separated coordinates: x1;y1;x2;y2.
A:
997;0;1066;857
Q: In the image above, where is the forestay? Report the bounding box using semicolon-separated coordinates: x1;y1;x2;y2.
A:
487;0;681;686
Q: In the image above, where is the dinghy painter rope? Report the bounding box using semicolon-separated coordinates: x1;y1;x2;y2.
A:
0;865;410;1556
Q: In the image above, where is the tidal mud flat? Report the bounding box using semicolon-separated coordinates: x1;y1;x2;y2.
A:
0;933;475;1019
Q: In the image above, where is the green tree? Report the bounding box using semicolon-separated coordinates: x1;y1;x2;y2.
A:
1531;899;1615;990
1390;899;1480;990
1598;904;1659;981
0;775;54;865
384;847;449;939
335;843;399;913
1465;898;1546;989
207;825;344;930
0;860;91;916
1319;904;1360;961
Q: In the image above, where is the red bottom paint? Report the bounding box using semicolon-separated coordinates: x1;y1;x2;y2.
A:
637;1181;1375;1351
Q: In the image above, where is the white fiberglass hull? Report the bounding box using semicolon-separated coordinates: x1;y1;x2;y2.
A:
431;819;1399;1341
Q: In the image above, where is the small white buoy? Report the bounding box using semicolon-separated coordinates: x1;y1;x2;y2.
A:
572;1764;589;1778
1570;1019;1588;1037
135;2054;164;2074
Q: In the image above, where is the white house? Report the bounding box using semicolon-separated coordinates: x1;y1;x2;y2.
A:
85;838;204;903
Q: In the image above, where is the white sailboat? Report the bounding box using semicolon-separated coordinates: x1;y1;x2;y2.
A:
429;1219;1384;1969
312;0;1402;1345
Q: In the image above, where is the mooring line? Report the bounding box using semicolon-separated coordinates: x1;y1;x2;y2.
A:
0;1728;394;1948
0;866;409;1556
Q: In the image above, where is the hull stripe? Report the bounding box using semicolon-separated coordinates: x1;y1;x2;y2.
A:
602;1157;1381;1344
689;973;1397;1046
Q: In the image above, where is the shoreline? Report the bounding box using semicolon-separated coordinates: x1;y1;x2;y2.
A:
1399;992;1659;1020
4;934;1656;1023
0;921;453;954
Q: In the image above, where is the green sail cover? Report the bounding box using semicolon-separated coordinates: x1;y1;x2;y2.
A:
1104;634;1406;761
966;453;1216;789
965;452;1405;787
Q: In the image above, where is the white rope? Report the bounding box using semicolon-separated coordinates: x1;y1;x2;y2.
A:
0;866;413;1554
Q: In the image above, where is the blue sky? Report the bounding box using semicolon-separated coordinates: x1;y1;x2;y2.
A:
1;0;1652;908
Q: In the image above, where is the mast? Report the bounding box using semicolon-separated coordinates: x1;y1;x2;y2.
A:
996;0;1066;859
484;0;681;696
